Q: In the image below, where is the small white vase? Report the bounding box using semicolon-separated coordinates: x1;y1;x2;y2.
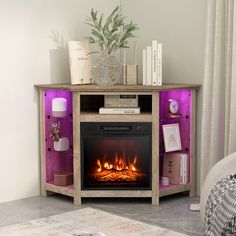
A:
54;137;69;151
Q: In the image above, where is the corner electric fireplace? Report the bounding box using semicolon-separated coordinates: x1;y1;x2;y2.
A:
81;122;152;190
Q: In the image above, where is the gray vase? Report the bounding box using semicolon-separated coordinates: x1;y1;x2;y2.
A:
91;53;120;85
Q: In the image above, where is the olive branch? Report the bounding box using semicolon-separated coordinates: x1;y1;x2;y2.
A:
86;6;138;54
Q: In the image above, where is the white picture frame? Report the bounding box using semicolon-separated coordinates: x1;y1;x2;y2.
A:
162;123;182;152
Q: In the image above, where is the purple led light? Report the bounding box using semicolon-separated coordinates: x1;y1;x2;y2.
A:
44;89;73;183
159;90;192;181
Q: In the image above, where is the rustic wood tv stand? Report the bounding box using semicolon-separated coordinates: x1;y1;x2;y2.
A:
36;84;200;205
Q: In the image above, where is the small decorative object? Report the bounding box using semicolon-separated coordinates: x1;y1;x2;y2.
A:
68;41;92;85
162;123;182;152
54;137;69;151
168;99;179;114
86;6;138;85
50;122;61;142
161;176;169;187
123;42;138;85
52;98;67;117
54;171;73;186
126;65;138;85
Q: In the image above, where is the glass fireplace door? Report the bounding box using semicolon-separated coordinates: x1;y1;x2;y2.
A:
81;123;152;190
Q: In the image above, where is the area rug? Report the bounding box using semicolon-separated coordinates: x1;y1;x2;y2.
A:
0;207;187;236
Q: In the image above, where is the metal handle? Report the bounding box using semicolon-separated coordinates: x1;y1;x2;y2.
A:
100;126;132;132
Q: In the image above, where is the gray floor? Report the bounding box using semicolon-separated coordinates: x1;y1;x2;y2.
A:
0;194;203;236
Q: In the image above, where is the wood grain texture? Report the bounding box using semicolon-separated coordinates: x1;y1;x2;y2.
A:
73;92;81;205
159;184;191;197
81;190;152;198
35;84;201;91
79;92;152;95
39;89;47;197
37;86;198;204
80;112;152;122
190;89;197;197
152;92;159;205
45;183;74;197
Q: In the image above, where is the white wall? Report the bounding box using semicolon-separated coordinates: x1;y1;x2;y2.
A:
122;0;206;194
0;0;119;203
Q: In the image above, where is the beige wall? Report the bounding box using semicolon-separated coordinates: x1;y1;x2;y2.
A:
0;0;119;203
122;0;206;195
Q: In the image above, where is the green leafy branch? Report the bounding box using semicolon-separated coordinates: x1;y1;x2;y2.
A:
86;6;138;54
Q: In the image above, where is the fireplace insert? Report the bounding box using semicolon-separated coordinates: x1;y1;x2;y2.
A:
81;122;152;190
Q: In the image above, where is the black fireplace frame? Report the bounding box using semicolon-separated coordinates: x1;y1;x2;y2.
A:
80;122;152;190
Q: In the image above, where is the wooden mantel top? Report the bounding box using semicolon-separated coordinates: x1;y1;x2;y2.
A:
35;83;201;92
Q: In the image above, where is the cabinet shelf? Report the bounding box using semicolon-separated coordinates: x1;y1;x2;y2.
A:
45;116;73;121
45;182;74;197
159;114;191;122
80;112;152;122
159;183;191;197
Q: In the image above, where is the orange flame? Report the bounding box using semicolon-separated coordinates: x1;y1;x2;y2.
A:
97;159;102;172
104;162;113;170
96;154;138;172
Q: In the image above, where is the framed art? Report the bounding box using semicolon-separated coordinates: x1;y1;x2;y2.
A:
162;123;182;152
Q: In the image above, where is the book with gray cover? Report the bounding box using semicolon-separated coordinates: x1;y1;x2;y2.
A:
104;95;138;108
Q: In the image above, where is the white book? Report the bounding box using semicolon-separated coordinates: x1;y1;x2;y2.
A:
68;41;92;85
146;46;152;85
180;156;184;184
152;40;158;86
157;43;162;86
179;153;188;184
183;154;188;184
99;107;140;115
142;49;147;85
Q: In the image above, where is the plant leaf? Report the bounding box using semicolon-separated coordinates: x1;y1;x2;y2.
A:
85;5;138;53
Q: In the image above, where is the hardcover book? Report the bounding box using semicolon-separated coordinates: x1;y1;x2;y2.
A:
68;41;92;85
146;46;152;85
163;152;188;185
99;107;140;115
163;153;181;185
152;40;158;86
142;48;147;85
182;154;188;184
104;95;138;108
157;43;162;86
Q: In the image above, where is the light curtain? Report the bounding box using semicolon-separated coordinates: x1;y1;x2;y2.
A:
201;0;236;186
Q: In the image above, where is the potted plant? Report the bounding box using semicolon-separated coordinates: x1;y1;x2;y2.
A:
86;6;138;85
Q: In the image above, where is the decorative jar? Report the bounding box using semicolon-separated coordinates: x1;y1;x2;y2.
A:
91;53;121;85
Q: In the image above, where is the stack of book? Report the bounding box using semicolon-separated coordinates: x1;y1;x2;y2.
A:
143;40;162;86
99;95;140;114
163;152;188;185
